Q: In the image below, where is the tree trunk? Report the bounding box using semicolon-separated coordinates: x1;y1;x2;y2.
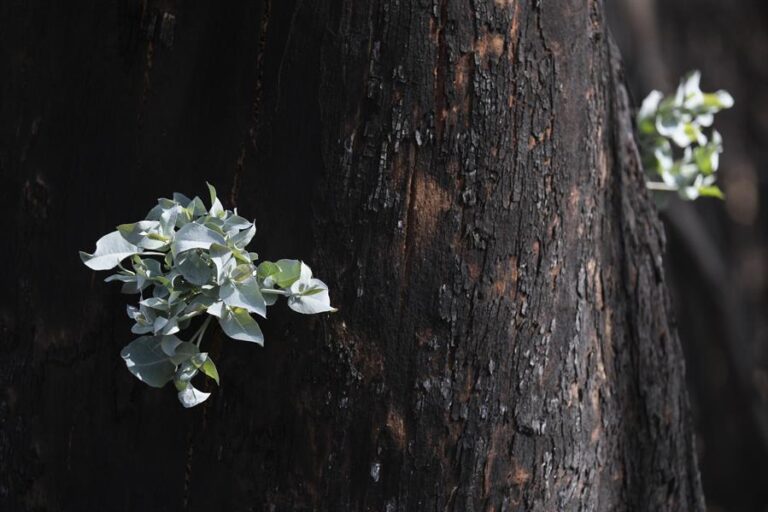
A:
0;1;704;511
610;1;768;509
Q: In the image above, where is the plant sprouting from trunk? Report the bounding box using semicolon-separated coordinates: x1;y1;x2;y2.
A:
638;71;733;200
80;183;336;408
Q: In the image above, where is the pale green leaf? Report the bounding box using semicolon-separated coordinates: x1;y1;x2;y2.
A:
120;336;177;388
207;300;225;318
288;278;337;314
177;383;211;408
273;259;302;288
176;250;213;286
220;276;267;318
118;221;167;250
199;357;219;385
697;185;725;199
230;224;256;248
80;231;141;270
172;222;226;255
219;306;264;345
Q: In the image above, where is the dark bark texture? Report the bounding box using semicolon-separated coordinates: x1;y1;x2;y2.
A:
1;1;704;511
610;1;768;509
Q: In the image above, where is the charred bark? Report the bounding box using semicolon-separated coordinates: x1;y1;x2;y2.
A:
610;0;768;508
0;1;703;511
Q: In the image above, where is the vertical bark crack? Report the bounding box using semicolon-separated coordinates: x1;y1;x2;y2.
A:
230;0;273;206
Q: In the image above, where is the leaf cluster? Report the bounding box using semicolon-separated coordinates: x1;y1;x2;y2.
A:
81;183;335;407
637;71;733;200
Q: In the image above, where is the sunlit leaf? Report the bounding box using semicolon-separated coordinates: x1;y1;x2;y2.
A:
120;336;178;388
80;231;141;270
177;383;211;408
219;306;264;345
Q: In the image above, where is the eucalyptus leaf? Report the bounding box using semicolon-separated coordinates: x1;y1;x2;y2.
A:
173;192;192;206
160;337;200;365
223;215;253;234
177;250;213;286
118;221;167;250
209;243;235;284
199;356;220;385
177;383;211;408
207;182;224;217
207;300;225;318
80;231;141;270
231;224;256;248
221;277;267;318
288;278;337;314
172;222;226;255
121;336;178;388
257;261;280;280
273;259;302;288
219;306;264;345
175;360;199;383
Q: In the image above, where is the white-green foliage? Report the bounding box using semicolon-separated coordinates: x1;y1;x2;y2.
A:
81;183;336;408
637;71;733;200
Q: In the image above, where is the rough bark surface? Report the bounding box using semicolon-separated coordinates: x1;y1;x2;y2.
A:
610;1;768;508
0;1;703;511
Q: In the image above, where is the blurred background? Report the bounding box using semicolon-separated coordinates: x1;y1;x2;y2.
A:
610;0;768;510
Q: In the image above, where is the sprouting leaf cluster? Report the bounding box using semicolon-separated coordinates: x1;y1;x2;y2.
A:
637;71;734;200
80;183;336;408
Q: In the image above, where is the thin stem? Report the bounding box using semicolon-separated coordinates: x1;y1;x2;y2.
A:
646;181;678;192
116;263;135;274
191;316;212;347
260;288;289;296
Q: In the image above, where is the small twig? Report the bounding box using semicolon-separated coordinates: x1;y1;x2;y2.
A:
646;181;678;192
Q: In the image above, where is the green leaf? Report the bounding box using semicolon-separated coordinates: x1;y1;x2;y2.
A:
120;336;177;388
199;357;220;385
207;182;224;217
177;383;211;408
153;315;180;336
185;352;220;385
159;205;182;234
206;300;225;318
160;337;200;365
188;196;208;217
220;276;267;318
176;250;213;286
288;278;337;314
693;146;716;175
273;259;302;288
104;272;136;284
172;192;191;205
702;90;734;110
175;360;199;383
257;261;280;280
80;231;141;270
183;295;217;316
206;182;218;208
223;215;252;234
230;224;256;249
210;243;235;284
637;90;662;129
218;306;264;345
697;185;725;199
172;222;226;255
229;264;253;282
118;221;167;250
139;297;168;311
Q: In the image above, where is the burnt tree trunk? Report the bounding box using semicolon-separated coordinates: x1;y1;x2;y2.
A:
610;0;768;508
0;1;704;511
